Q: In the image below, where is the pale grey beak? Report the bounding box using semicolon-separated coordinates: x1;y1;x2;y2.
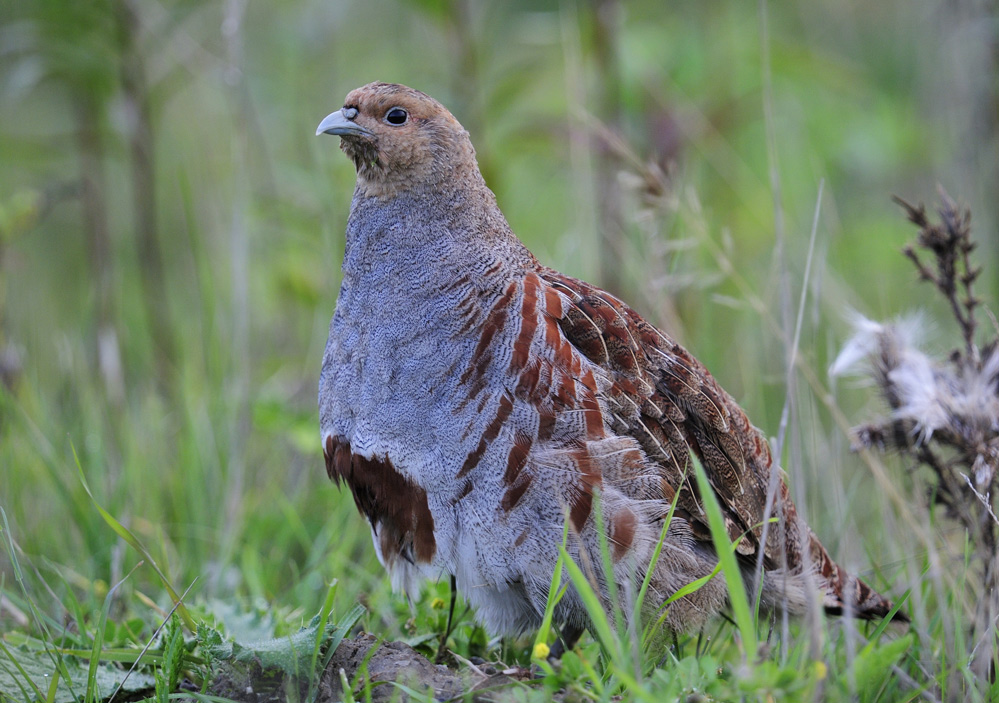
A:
316;109;373;138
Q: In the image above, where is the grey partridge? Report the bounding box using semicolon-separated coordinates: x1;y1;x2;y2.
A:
316;82;900;651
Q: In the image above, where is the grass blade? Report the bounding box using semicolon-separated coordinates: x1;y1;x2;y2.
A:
1;507;83;701
315;603;365;701
108;577;199;703
73;447;196;631
533;518;571;653
311;580;338;675
559;545;619;664
637;475;685;649
691;455;758;660
85;561;142;703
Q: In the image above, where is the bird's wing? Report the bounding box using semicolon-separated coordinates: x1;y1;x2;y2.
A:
537;267;883;594
536;267;901;620
537;268;777;555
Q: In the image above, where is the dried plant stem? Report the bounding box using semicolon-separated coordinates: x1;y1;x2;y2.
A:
840;190;998;683
892;192;981;360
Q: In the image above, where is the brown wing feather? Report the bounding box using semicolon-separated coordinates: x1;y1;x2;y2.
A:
537;266;901;621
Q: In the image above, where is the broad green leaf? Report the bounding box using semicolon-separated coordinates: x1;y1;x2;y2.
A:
0;644;155;703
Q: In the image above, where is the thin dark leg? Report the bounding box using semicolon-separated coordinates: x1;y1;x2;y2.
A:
435;574;458;663
548;622;585;660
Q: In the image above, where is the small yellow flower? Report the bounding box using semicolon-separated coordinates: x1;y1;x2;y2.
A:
812;660;828;681
532;642;551;659
430;597;446;610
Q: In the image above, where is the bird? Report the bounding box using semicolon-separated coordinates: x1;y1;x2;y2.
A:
315;82;902;653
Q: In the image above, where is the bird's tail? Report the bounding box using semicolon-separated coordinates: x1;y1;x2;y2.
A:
758;481;907;623
806;527;908;622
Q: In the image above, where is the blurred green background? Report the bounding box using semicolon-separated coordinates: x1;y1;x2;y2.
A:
1;0;996;636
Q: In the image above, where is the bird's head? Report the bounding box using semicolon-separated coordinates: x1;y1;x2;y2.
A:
316;82;478;198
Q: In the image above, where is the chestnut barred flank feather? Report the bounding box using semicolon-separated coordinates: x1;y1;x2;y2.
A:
324;435;437;567
316;82;903;646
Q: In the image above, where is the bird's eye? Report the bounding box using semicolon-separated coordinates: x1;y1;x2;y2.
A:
385;107;408;125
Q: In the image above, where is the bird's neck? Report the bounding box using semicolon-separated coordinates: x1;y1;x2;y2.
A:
342;176;536;286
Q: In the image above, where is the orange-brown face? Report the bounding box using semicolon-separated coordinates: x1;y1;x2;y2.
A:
316;82;470;191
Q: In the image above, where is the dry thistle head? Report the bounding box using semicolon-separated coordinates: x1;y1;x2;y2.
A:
832;315;999;488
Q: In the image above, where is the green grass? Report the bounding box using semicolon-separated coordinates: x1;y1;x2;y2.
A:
2;0;998;700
